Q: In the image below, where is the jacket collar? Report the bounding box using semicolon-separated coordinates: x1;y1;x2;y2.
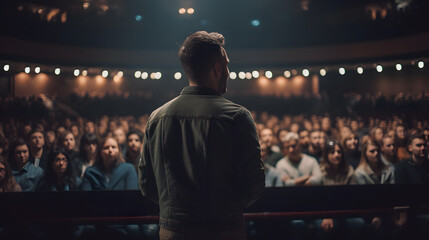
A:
180;86;220;96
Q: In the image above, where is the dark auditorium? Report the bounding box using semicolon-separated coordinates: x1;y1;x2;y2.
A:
1;0;429;239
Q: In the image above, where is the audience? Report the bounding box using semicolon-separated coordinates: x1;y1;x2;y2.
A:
0;156;21;192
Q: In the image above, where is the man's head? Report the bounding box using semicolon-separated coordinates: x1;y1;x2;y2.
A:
309;130;321;150
282;132;302;162
381;136;396;161
408;134;427;163
179;31;229;94
260;128;274;148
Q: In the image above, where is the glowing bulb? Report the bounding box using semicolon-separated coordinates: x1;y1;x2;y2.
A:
252;71;259;78
245;72;252;79
34;67;40;73
357;67;363;74
265;71;273;79
284;71;291;78
25;67;30;74
73;69;80;76
54;68;61;75
229;72;237;79
141;72;148;79
339;68;345;75
376;65;383;72
187;8;194;14
134;71;141;78
155;72;162;79
418;61;424;69
117;71;123;78
302;69;309;77
238;72;245;79
320;69;326;76
174;72;182;80
179;8;186;14
4;64;10;72
82;70;88;76
396;64;402;71
102;70;108;78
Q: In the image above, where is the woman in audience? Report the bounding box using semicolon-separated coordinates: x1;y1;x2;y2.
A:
320;141;356;185
81;137;137;190
0;156;22;192
125;129;143;169
77;133;99;177
342;132;361;169
8;139;43;191
36;148;81;191
57;130;80;176
354;139;394;184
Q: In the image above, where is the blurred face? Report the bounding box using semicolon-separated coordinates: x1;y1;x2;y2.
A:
365;144;379;165
85;122;95;134
260;128;274;147
409;138;427;161
0;163;5;181
328;145;342;167
345;135;358;151
310;131;321;149
341;127;352;139
46;131;56;144
71;126;79;138
299;130;310;148
374;128;383;142
396;126;405;140
30;132;45;149
350;120;359;132
84;143;97;155
290;123;299;133
278;130;288;143
321;118;330;131
52;153;68;174
101;138;120;167
127;134;142;153
283;139;301;162
381;137;395;158
63;133;75;151
15;144;29;168
114;128;126;145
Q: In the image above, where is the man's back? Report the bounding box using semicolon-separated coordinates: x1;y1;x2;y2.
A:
140;86;264;230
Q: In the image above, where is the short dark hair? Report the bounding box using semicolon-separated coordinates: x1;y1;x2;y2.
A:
127;129;144;142
408;133;426;146
179;31;225;83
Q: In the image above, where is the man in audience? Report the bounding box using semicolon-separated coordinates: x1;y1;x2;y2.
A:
27;128;49;170
298;129;310;153
276;132;322;186
260;127;284;167
260;142;282;187
304;130;323;162
380;135;397;166
395;134;429;184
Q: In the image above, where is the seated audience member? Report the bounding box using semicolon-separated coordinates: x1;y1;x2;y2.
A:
395;124;410;161
355;140;394;184
276;132;322;186
298;129;310;153
125;129;143;169
113;127;128;158
0;156;22;192
395;134;429;184
8;139;43;191
27;128;49;170
36;148;81;191
380;135;398;166
320;141;356;185
45;130;56;151
260;128;283;167
84;121;96;135
58;130;80;176
369;127;384;146
342;132;361;169
81;137;138;190
260;142;282;187
71;124;81;148
304;130;323;162
77;133;99;178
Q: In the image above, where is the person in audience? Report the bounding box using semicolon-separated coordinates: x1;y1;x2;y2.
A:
71;124;81;148
354;140;394;184
36;148;81;191
380;135;398;166
27;128;49;170
113;127;127;158
304;130;323;162
125;129;143;169
45;130;56;151
395;124;410;161
395;133;429;184
0;156;22;192
276;132;322;186
8;139;44;191
260;142;282;187
298;129;310;153
320;141;356;185
260;128;283;167
58;130;80;176
77;133;98;178
370;127;384;146
342;132;360;169
84;121;96;135
81;137;137;190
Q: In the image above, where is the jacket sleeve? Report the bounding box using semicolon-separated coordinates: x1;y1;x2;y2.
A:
138;126;159;204
235;109;265;208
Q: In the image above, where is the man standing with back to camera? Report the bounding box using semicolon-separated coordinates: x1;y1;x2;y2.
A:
138;31;265;240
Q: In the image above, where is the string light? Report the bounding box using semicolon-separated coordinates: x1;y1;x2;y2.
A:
174;72;182;80
229;72;237;79
82;70;88;76
3;64;10;72
302;69;309;77
34;67;40;73
25;67;30;74
102;70;108;78
141;72;148;79
339;68;345;75
320;69;326;76
357;67;363;74
73;69;80;76
238;72;246;79
284;71;291;78
252;71;259;78
54;68;61;75
134;71;141;78
376;65;383;72
265;71;273;79
396;64;402;71
418;61;424;69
